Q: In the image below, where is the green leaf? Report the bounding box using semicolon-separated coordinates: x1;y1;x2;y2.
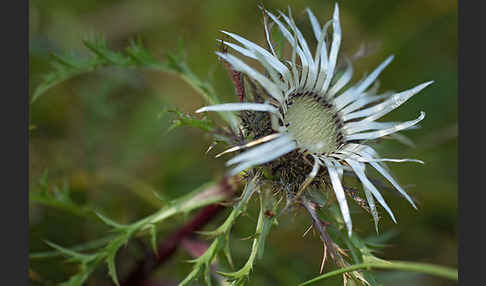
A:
44;240;104;286
30;236;114;260
94;212;127;229
222;235;234;269
105;241;122;286
48;178;236;286
82;38;128;66
30;175;92;219
31;35;237;129
148;224;159;256
179;175;257;285
179;237;225;286
43;241;92;262
125;37;158;66
218;189;277;284
60;254;104;286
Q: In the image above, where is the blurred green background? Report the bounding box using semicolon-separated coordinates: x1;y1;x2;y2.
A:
29;0;457;285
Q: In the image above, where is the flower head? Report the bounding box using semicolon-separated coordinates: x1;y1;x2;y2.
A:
197;4;432;236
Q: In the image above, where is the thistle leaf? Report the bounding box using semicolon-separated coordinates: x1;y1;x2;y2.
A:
94;212;127;229
43;241;91;263
30;35;237;129
148;224;159;256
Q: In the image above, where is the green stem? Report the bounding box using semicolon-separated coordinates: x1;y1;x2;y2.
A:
141;180;230;229
298;260;458;285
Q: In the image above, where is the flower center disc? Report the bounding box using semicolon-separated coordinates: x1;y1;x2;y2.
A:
285;95;341;155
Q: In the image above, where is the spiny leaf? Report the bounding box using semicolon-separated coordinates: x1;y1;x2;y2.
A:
218;189;277;285
43;241;93;263
222;235;234;269
125;37;158;66
30;236;114;260
30;176;92;219
31;35;237;129
104;231;134;286
148;224;159;256
60;270;92;286
82;38;128;66
179;175;257;285
106;245;121;285
94;211;127;229
48;179;235;286
257;190;279;259
179;237;225;286
60;254;104;286
44;241;104;286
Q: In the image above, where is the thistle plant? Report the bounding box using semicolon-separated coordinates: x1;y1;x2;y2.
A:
29;3;457;286
198;3;430;236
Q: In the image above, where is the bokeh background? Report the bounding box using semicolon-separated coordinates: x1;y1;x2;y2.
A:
29;0;457;285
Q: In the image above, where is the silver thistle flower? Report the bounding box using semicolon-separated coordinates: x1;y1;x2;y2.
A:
196;4;432;236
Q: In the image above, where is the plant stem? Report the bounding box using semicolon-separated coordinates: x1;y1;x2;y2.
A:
298;260;458;285
121;177;240;286
121;204;225;286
